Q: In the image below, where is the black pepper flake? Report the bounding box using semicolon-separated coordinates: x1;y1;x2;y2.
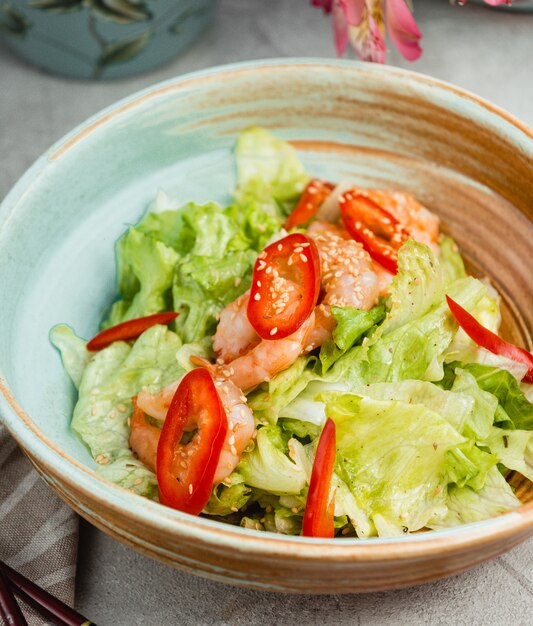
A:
503;435;509;449
402;526;409;533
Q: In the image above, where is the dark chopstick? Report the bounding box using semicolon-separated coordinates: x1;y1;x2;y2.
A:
0;568;27;626
0;560;94;626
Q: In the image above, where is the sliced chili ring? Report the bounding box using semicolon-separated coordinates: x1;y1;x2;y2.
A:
156;368;228;515
446;295;533;384
339;191;410;274
285;179;334;230
247;233;321;340
302;417;337;538
87;312;179;351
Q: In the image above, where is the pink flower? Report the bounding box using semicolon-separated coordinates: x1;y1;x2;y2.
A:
313;0;512;63
452;1;511;5
314;0;422;63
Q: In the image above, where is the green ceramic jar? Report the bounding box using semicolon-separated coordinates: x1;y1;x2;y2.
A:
0;0;217;80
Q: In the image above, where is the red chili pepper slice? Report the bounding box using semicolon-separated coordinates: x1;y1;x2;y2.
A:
339;191;410;274
87;312;178;351
302;418;337;538
247;233;321;341
156;368;228;515
285;179;334;230
446;295;533;384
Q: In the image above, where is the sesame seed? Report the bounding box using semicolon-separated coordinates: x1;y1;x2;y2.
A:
189;484;193;494
234;276;242;287
256;280;261;287
300;254;308;263
277;243;283;251
117;404;126;413
254;293;261;302
231;506;238;512
270;327;278;336
229;435;236;445
294;246;303;253
230;445;237;455
265;266;272;274
133;478;143;485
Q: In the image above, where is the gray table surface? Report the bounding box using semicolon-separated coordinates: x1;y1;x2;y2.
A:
2;0;532;624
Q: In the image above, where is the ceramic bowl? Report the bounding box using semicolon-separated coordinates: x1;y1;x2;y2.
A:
0;60;531;593
0;0;217;80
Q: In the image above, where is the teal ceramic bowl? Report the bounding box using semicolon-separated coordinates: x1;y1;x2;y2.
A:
0;0;217;79
0;60;532;593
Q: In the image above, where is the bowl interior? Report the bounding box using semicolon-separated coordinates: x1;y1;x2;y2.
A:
0;60;531;513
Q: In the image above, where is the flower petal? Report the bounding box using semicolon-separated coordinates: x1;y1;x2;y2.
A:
332;0;349;56
311;0;334;13
348;13;386;64
339;0;366;25
385;0;422;62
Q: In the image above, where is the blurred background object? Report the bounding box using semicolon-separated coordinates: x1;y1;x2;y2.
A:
0;0;217;79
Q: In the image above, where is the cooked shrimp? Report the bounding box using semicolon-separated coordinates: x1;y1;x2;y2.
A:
129;399;161;473
357;188;440;252
218;313;316;391
211;376;255;483
132;374;255;484
212;221;381;388
304;303;336;351
307;220;381;310
213;292;258;364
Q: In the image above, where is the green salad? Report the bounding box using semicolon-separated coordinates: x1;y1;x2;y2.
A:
51;128;533;538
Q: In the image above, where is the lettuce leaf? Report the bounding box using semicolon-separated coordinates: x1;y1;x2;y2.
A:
235;126;309;216
320;392;474;536
319;304;385;373
458;363;533;431
428;466;521;529
71;325;184;463
360;276;486;384
172;249;255;343
439;235;467;285
247;355;319;424
237;425;307;495
98;456;158;499
105;227;179;327
355;380;475;435
481;427;533;481
50;324;91;390
204;482;252;516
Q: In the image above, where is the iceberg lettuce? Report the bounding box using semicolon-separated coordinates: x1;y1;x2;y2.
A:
237;425;307;495
235;126;309;216
428;466;521;529
67;325;184;463
320;392;495;536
